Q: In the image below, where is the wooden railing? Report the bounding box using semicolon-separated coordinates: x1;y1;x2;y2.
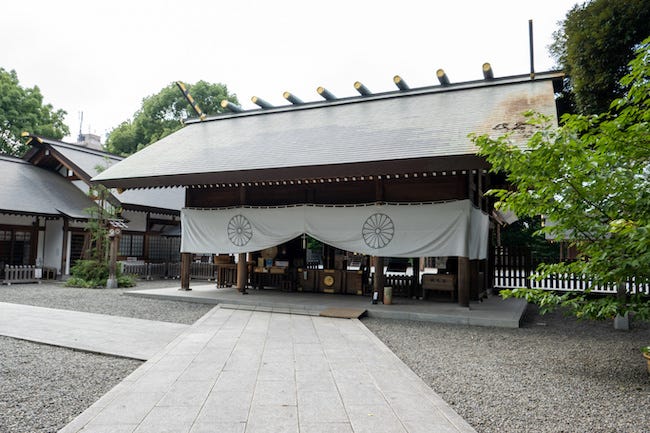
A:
120;261;218;281
369;273;417;297
2;265;40;285
190;263;215;280
384;274;416;297
215;264;237;287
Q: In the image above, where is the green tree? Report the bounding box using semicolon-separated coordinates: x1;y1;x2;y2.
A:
550;0;650;115
472;38;650;322
0;68;69;156
106;80;238;155
67;162;135;288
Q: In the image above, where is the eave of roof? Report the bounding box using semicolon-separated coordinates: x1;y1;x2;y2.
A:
0;154;97;219
101;154;490;190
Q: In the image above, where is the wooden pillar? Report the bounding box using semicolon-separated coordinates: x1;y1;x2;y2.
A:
411;258;420;298
143;213;150;262
373;256;384;302
60;218;69;274
106;235;119;289
237;252;248;293
31;219;39;265
470;259;480;300
457;256;470;307
180;252;192;291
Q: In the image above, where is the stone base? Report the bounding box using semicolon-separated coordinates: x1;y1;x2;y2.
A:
614;312;629;330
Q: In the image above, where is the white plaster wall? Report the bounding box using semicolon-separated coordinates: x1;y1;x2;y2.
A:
123;210;147;232
65;231;72;275
43;219;63;274
72;180;90;194
150;213;177;221
69;220;87;229
37;227;45;267
0;214;36;226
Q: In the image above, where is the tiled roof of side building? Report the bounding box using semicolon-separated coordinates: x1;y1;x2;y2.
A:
23;138;185;213
92;71;563;189
0;154;97;219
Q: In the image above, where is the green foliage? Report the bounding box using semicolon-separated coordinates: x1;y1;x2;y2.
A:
117;274;136;288
66;259;109;288
84;163;118;261
500;288;650;321
105;80;238;155
0;68;69;155
550;0;650;115
499;217;560;261
66;259;135;288
473;38;650;320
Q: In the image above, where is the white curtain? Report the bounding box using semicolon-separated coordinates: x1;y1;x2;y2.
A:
181;199;489;259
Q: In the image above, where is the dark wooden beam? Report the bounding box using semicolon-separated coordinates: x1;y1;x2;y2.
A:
186;175;470;208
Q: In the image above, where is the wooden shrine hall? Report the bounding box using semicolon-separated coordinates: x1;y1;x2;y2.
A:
94;68;563;306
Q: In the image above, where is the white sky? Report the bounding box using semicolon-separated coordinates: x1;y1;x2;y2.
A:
1;0;578;143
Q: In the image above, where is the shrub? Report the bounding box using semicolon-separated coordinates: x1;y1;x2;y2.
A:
66;259;136;288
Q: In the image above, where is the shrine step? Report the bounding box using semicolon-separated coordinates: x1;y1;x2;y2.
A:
219;303;321;316
319;307;367;319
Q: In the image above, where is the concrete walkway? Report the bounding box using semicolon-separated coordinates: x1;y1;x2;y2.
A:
0;302;188;360
60;306;477;433
127;284;527;328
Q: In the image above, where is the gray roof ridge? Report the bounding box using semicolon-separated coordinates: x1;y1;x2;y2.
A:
0;153;30;164
186;70;564;125
36;136;123;161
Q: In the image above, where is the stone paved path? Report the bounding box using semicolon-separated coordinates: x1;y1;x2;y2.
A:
60;306;477;433
0;302;188;360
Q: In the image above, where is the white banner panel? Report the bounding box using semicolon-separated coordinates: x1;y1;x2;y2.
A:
181;200;489;259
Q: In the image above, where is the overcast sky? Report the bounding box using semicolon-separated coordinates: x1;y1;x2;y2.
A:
1;0;578;143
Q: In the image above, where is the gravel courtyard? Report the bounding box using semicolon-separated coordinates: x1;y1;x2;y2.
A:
1;280;648;433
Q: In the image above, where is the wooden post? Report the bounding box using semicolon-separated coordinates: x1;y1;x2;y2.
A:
180;252;192;291
457;256;470;307
470;259;480;300
237;252;248;294
411;258;420;298
60;218;69;275
106;235;118;289
373;256;384;302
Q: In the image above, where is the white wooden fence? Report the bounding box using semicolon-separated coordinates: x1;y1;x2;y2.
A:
2;265;40;285
494;268;650;295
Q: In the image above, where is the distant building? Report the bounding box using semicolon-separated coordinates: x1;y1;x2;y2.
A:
76;133;103;151
0;136;184;280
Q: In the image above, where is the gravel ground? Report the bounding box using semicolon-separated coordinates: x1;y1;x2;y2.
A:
0;337;141;433
0;279;213;324
1;281;648;433
364;306;650;433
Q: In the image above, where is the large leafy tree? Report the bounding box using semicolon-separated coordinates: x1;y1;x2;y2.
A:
550;0;650;115
472;38;650;322
106;80;238;155
0;68;69;156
